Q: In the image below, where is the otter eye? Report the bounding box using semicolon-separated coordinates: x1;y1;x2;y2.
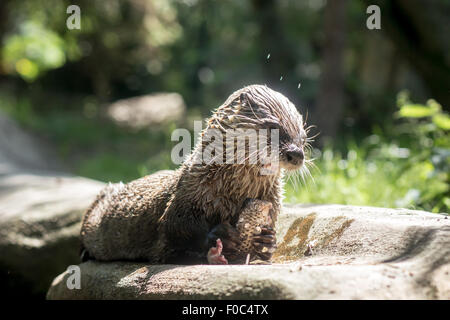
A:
264;119;281;130
264;120;289;142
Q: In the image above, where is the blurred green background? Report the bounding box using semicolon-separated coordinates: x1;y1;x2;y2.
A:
0;0;448;212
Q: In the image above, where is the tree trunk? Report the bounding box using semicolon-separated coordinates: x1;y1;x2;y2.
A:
314;0;348;141
361;0;450;109
252;0;297;91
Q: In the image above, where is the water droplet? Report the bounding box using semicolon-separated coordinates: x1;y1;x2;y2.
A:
298;82;301;89
280;76;283;81
267;53;271;60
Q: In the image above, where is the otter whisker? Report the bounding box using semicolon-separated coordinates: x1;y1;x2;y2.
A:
305;159;320;179
302;163;315;186
285;170;296;190
307;131;320;141
304;124;317;133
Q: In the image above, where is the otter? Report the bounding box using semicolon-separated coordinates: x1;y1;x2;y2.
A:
80;84;308;264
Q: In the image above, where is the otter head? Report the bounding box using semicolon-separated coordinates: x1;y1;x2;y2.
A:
208;84;308;173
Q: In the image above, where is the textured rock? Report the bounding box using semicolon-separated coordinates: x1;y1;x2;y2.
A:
47;205;450;300
0;172;104;297
107;93;186;129
0;110;105;297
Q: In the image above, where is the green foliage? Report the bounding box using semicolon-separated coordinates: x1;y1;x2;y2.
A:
0;0;448;213
396;93;450;131
1;0;82;81
0;92;176;183
1;0;181;88
285;92;449;213
2;22;67;81
395;92;449;212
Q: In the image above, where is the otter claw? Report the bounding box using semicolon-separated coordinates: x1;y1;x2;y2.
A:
252;230;277;261
260;227;276;235
253;234;277;244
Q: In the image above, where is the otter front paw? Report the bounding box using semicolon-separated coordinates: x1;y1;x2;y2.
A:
207;238;228;264
252;226;277;261
207;222;244;263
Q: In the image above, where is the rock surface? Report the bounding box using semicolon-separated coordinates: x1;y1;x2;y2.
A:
106;93;186;129
0;111;105;297
0;172;104;297
47;205;450;300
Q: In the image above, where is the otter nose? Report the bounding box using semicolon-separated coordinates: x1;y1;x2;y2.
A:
286;147;304;165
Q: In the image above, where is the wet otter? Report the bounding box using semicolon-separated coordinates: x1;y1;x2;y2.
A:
80;84;308;264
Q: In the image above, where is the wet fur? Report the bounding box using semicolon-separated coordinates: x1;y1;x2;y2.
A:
80;84;305;264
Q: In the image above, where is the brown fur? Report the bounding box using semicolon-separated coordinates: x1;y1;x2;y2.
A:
236;199;273;255
80;84;306;263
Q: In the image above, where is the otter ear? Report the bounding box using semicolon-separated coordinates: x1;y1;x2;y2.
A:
239;92;258;110
239;92;249;107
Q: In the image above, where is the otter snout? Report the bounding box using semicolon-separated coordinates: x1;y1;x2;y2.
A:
285;145;304;167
